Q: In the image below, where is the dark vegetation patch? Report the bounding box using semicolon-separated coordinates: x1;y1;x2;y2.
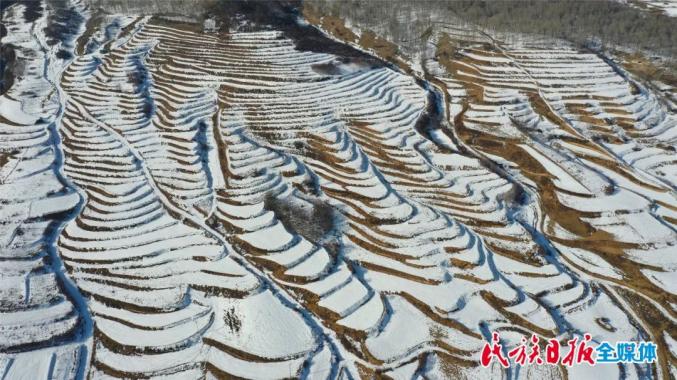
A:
0;149;19;169
264;192;340;248
0;35;16;95
311;60;346;75
194;120;214;190
450;0;675;56
306;0;676;59
85;0;213;19
147;15;206;33
206;0;385;67
0;0;18;13
0;1;32;95
223;307;242;333
22;0;42;22
127;53;154;119
310;56;373;76
43;0;86;47
0;1;42;95
77;14;120;55
55;49;72;59
1;1;42;22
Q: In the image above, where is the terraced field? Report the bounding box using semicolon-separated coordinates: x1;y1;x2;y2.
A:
1;0;675;379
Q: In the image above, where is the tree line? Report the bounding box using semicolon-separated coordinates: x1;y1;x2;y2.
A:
305;0;676;59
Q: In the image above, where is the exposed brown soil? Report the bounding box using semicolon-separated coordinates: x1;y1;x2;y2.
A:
618;51;677;89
